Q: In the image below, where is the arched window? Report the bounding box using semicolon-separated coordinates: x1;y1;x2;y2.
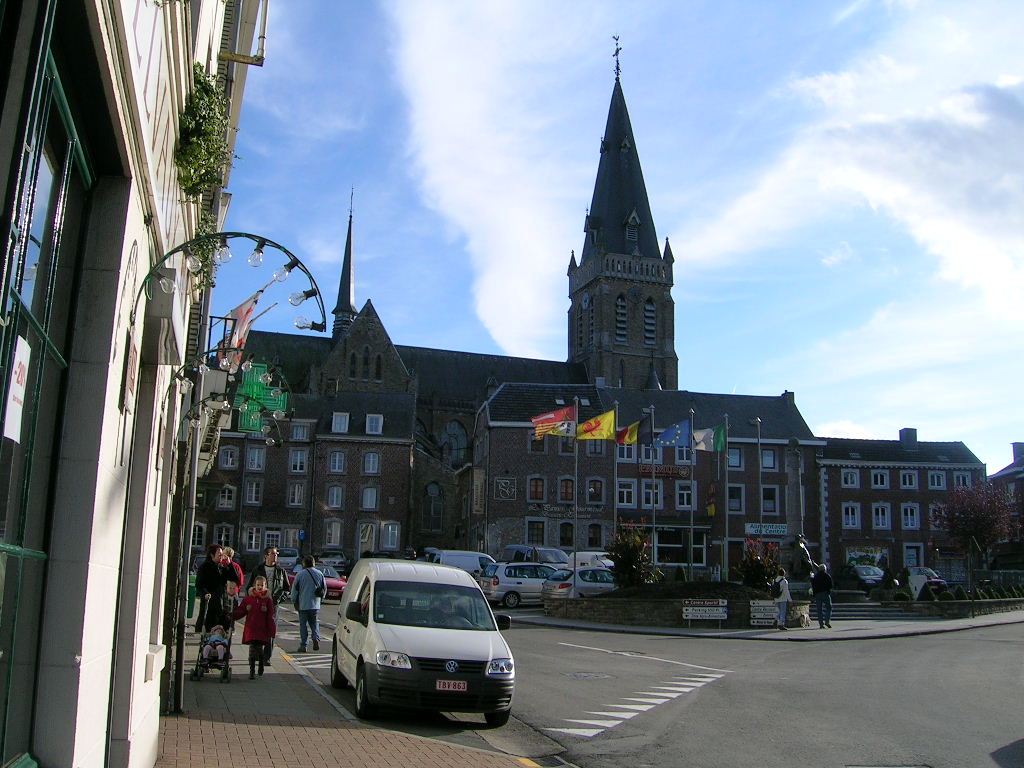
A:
643;299;656;346
374;354;382;381
348;352;357;378
442;420;468;468
559;522;574;548
587;524;603;548
559;478;575;503
615;295;628;344
361;346;371;380
422;483;443;532
586;478;604;504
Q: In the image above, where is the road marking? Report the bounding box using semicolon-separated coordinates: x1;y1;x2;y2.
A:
604;703;653;711
637;690;682;698
546;727;604;737
558;642;732;673
564;718;622;728
585;710;638;719
621;696;670;704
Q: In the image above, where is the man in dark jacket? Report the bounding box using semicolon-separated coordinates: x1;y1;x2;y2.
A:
811;563;834;629
243;546;289;664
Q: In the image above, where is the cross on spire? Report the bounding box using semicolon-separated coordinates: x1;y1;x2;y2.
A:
613;35;621;79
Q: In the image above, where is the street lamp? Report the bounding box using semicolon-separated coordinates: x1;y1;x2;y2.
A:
751;417;763;532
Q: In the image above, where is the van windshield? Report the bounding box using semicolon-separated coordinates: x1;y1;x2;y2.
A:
374;581;497;631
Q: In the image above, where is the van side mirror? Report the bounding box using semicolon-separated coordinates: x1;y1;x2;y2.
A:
345;601;366;624
495;614;511;630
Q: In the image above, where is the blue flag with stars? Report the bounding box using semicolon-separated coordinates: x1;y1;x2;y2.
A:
654;419;692;447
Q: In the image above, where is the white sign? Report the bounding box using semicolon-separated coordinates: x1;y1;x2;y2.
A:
682;599;727;620
745;523;788;536
749;600;777;626
3;336;30;444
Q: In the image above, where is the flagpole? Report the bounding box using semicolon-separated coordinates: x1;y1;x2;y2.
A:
722;413;730;579
650;404;656;566
612;401;620;534
689;407;695;582
573;396;580;597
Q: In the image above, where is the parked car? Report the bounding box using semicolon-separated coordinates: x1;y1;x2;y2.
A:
541;567;617;599
498;544;570;566
905;566;948;596
331;559;514;727
421;549;496;576
478;562;557;608
317;550;350;574
287;563;347;601
276;547;300;569
837;564;896;594
570;550;615;569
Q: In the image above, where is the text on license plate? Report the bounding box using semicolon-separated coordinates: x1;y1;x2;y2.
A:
436;679;467;691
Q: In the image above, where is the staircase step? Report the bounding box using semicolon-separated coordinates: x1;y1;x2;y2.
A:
810;602;924;620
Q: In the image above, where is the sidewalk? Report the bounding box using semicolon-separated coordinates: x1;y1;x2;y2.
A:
156;610;1024;766
155;631;538;768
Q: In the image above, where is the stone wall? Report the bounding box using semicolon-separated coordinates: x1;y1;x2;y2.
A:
544;598;810;629
896;599;1024;619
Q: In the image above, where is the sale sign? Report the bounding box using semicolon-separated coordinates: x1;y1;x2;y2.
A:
4;336;31;443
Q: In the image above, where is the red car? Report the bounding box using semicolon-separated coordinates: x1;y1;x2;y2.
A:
287;564;347;601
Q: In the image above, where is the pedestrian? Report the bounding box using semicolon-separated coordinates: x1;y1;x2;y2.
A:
243;546;289;665
221;546;244;588
194;544;235;632
811;563;834;629
231;576;277;679
291;555;325;652
772;568;792;630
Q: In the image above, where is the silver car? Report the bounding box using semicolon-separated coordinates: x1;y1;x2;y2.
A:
541;567;617;599
478;562;556;608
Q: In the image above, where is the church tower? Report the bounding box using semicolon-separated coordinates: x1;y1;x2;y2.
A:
568;75;678;389
332;208;357;341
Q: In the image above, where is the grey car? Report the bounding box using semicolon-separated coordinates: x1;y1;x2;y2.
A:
541;567;617;599
478;562;556;608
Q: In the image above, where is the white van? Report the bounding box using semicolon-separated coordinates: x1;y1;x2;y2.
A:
571;550;614;569
330;559;515;726
422;549;495;576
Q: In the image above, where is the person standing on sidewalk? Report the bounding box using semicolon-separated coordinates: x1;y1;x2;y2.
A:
291;555;325;652
244;546;289;664
811;563;834;628
772;568;792;630
231;576;277;678
195;544;235;632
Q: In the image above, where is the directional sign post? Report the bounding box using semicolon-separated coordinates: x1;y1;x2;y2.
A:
682;598;728;628
749;600;777;627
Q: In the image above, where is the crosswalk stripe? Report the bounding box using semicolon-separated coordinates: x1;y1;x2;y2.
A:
545;728;603;738
605;703;653;711
586;710;638;720
637;691;681;698
564;718;621;728
622;697;669;704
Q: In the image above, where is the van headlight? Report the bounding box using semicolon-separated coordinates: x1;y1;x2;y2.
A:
375;651;412;669
487;658;514;676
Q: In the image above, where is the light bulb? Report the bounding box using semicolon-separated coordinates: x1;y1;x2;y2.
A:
221;399;232;411
158;276;175;294
265;437;275;446
239;400;248;412
288;291;306;306
247;245;264;267
189;417;201;428
259;372;272;385
178;377;193;393
272;409;285;421
241;359;253;372
186;254;202;273
219;356;231;370
272;266;289;282
271;388;282;398
261;424;271;434
215;244;233;265
198;363;210;375
294;316;311;330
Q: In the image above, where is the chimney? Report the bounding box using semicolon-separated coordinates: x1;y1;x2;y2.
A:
899;428;918;446
1013;442;1024;464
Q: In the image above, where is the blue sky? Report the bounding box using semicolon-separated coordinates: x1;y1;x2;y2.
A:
220;0;1023;473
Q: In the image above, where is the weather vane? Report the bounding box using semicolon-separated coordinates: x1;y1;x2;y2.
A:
613;35;621;79
349;186;354;217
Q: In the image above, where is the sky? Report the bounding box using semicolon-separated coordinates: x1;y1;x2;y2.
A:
220;0;1024;473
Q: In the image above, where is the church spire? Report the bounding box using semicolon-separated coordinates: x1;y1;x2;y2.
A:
332;191;357;341
580;74;661;265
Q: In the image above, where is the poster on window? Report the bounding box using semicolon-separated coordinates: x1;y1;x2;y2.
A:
3;336;30;444
845;545;890;569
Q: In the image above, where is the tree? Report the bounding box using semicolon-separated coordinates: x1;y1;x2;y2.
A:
931;483;1012;568
606;521;661;588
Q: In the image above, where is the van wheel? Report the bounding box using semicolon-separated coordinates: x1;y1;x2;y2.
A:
330;639;348;689
485;709;511;727
355;664;376;718
501;592;521;609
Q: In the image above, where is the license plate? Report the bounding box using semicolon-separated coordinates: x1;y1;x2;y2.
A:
436;679;467;692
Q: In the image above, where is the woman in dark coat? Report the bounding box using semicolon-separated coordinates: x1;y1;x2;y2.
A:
194;544;235;632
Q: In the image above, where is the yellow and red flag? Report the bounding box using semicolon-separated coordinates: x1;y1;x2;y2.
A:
530;405;576;441
577;409;615;440
616;421;639;444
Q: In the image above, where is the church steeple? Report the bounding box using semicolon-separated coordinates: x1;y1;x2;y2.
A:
332;204;357;341
567;70;678;390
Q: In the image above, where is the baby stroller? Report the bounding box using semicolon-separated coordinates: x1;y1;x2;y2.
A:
191;595;235;683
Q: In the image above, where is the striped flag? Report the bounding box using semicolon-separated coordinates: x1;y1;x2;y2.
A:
616;421;639;445
576;409;615;440
531;405;576;441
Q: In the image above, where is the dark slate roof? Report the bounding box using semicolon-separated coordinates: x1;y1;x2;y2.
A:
580;78;662;265
599;387;817;441
485;383;610;424
990;459;1024;480
394;346;588;405
244;330;331;393
289;391;416;439
821;437;982;465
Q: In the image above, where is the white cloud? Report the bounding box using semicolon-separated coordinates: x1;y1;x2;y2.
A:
820;241;854;267
815;420;877;439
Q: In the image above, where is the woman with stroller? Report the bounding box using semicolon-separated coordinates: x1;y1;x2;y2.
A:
231;575;277;679
195;544;237;632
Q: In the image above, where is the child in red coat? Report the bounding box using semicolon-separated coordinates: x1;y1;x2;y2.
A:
231;575;277;679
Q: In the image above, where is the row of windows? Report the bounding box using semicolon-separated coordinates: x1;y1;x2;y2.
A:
217;482;383;511
219;446;380;475
840;468;972;490
193;520;401;552
841;502;936;531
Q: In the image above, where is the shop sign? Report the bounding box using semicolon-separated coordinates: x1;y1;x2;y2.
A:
745;523;788;536
638;464;691;478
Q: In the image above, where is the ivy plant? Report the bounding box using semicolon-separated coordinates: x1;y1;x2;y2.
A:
175;63;231;199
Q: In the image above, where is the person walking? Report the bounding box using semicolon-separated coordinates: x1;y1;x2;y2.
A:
291;555;325;652
194;544;235;632
772;568;792;630
221;546;244;588
243;546;289;664
231;576;277;679
811;563;834;628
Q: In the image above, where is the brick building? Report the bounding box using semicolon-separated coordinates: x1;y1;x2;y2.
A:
988;442;1024;569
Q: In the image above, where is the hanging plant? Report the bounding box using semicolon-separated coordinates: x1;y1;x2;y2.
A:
175;63;231;199
187;211;218;292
